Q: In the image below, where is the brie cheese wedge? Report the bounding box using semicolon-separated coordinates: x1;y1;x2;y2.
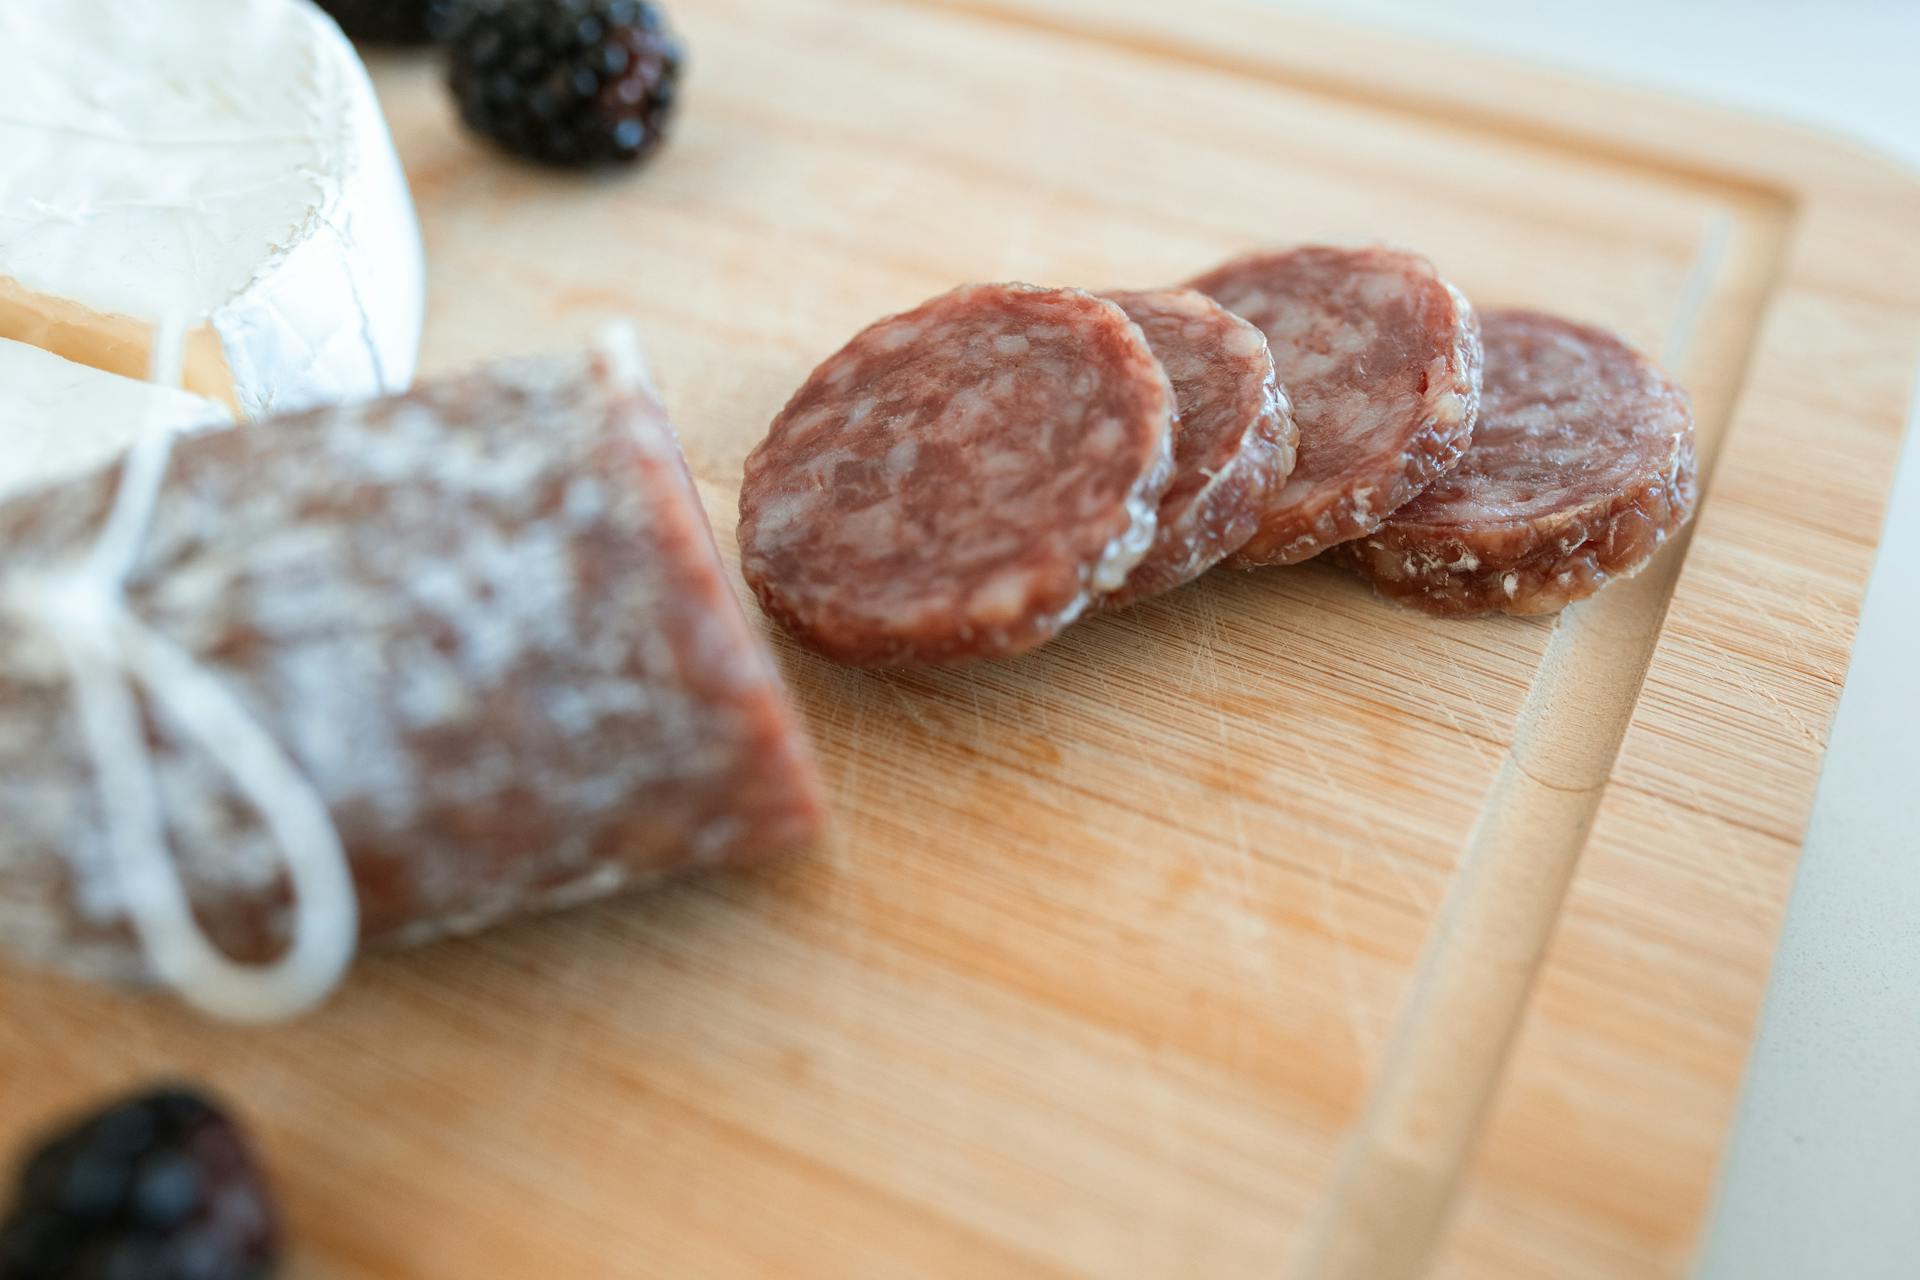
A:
0;0;425;419
0;339;231;503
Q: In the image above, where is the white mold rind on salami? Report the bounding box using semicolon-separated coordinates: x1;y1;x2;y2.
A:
1331;309;1698;616
1187;245;1483;566
1097;289;1297;608
739;283;1177;665
0;344;827;983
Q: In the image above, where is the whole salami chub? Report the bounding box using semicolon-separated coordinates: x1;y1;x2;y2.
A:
1332;309;1697;616
1186;245;1482;566
739;283;1176;665
0;340;827;995
1096;289;1297;608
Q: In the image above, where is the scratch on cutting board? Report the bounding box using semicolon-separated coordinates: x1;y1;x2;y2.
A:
829;690;870;889
1190;589;1278;997
873;671;944;736
1704;623;1831;756
1102;655;1185;823
963;673;991;746
830;678;868;802
1740;583;1845;685
1191;645;1295;1071
1292;728;1429;1062
1724;556;1848;687
1431;645;1504;771
1299;735;1437;918
1312;855;1386;1069
1424;671;1501;779
1177;611;1213;700
1751;556;1856;656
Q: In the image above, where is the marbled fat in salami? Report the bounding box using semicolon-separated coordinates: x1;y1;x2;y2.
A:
739;284;1176;665
1097;289;1296;608
0;341;827;986
1331;309;1697;616
1186;245;1482;566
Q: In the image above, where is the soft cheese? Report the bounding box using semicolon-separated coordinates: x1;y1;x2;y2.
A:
0;0;425;418
0;339;231;503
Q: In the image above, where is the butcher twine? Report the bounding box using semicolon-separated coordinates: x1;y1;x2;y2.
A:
0;320;358;1022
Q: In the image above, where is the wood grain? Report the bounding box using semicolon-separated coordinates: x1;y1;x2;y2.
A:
2;0;1917;1276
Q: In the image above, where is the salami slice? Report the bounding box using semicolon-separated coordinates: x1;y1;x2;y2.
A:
0;334;826;1011
1186;245;1483;566
1096;289;1297;608
1331;309;1697;616
739;283;1176;665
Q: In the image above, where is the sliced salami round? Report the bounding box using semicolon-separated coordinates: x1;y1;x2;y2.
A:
739;283;1176;665
1331;309;1697;616
1186;245;1482;566
1097;289;1297;609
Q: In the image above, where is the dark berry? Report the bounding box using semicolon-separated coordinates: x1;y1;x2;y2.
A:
445;0;684;168
0;1088;279;1280
314;0;466;43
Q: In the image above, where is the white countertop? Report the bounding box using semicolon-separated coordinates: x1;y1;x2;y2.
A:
1267;2;1920;1275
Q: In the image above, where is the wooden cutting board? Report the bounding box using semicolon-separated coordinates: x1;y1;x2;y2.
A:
4;1;1918;1275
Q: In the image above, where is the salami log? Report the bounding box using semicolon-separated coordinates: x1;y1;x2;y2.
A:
1331;309;1697;616
1186;245;1482;566
1096;289;1297;608
739;283;1176;665
0;333;826;1017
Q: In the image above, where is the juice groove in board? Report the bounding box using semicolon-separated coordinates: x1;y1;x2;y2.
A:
1291;213;1762;1278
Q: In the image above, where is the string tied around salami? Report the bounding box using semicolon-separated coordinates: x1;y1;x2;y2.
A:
0;321;358;1023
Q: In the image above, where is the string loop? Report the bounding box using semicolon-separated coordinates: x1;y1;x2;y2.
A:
0;326;356;1022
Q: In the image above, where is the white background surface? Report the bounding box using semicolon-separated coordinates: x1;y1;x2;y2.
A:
1264;2;1920;1275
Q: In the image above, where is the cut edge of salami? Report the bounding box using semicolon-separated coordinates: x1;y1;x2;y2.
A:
1084;389;1174;603
1187;246;1484;569
1238;274;1481;567
1331;309;1699;617
739;283;1176;666
1328;440;1696;615
1096;289;1299;609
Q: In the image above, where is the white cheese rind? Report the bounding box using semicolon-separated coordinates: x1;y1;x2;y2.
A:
0;339;231;503
0;0;424;417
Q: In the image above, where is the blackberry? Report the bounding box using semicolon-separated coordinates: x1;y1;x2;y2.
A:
445;0;684;168
0;1087;280;1280
315;0;462;43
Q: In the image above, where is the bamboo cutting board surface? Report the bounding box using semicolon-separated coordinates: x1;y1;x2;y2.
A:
4;1;1919;1275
